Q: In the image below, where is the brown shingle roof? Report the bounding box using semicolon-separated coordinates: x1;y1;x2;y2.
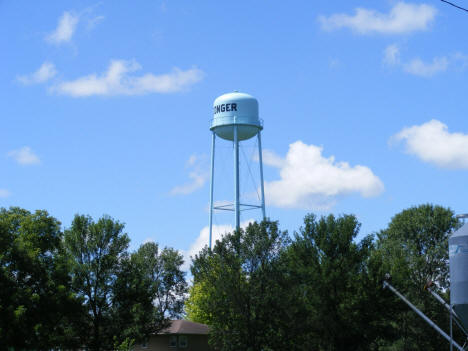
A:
160;320;210;335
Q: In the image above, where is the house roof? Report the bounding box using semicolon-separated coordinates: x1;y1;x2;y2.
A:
160;320;210;335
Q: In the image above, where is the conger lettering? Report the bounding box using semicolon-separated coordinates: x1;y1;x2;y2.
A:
214;103;237;114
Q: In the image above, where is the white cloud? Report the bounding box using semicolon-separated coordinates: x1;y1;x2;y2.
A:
182;219;253;271
171;154;209;195
319;2;436;35
51;60;204;97
263;141;384;209
0;189;10;198
7;146;40;165
403;57;449;77
392;119;468;169
86;15;105;31
383;44;401;65
262;149;286;168
383;44;450;77
17;62;57;85
46;11;79;44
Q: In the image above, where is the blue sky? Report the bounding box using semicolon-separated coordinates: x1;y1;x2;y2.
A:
2;0;468;267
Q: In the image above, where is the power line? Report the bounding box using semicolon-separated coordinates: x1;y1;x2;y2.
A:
441;0;468;13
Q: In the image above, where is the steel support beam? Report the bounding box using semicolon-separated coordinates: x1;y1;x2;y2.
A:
384;281;464;351
234;125;240;230
257;131;266;220
426;287;467;336
209;132;216;249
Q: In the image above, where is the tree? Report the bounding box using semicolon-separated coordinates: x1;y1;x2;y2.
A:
189;220;294;351
185;280;214;324
287;213;385;351
377;204;457;290
373;204;459;350
0;207;82;350
64;214;130;351
111;242;187;345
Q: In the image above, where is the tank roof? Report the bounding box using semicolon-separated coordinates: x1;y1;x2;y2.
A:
214;91;255;103
452;222;468;238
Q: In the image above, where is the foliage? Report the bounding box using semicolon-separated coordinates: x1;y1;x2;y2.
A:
190;220;293;351
113;336;135;351
373;204;460;350
376;204;458;290
189;209;459;351
185;280;214;324
64;214;131;351
286;213;386;351
111;242;187;345
64;215;187;350
1;203;461;350
0;207;83;350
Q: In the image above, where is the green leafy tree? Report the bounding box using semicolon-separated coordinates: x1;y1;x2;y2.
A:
185;280;214;324
64;214;130;351
377;204;457;290
373;204;460;350
190;220;296;351
287;213;384;351
0;207;83;350
111;242;187;345
114;336;135;351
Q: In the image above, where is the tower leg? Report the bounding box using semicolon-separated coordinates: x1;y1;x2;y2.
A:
209;132;216;249
234;126;240;230
257;131;266;220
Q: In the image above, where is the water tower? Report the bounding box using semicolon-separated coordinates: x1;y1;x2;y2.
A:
208;91;266;248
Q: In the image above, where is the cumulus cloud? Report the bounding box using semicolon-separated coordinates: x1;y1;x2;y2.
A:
319;2;436;35
46;11;79;44
263;141;384;209
383;44;450;77
262;149;286;168
51;60;204;97
182;220;253;271
17;62;57;85
7;147;40;165
392;119;468;169
171;154;209;195
0;189;10;198
403;57;449;77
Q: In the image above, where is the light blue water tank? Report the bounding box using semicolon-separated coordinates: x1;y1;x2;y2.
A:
449;222;468;329
211;92;262;141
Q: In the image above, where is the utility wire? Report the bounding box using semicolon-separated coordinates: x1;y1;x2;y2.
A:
441;0;468;13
